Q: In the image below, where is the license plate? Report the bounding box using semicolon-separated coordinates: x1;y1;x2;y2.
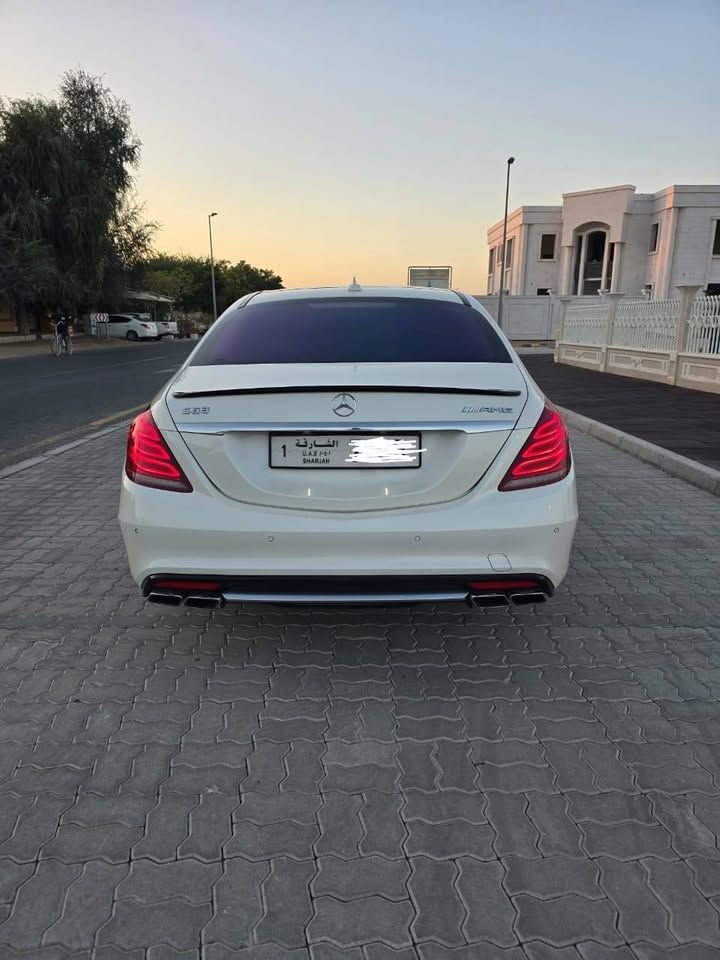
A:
269;433;423;469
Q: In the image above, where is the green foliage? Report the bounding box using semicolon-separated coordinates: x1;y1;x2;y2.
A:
0;69;283;332
0;69;150;328
135;254;283;317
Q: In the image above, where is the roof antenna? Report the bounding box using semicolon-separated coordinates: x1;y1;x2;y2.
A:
348;276;362;292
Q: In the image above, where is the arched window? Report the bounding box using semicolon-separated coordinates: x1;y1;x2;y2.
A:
572;226;613;295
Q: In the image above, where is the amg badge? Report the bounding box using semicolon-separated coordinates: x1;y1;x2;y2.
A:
461;405;513;414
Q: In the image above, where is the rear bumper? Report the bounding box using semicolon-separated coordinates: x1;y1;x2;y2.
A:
119;470;577;597
142;573;555;608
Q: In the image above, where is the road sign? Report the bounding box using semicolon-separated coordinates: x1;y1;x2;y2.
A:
93;312;109;340
407;266;453;290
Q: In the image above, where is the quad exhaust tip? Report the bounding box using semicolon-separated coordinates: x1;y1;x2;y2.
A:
467;590;548;608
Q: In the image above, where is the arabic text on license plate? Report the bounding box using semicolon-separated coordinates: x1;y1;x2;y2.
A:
269;433;423;469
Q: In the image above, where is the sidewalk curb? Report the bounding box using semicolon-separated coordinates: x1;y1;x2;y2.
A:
558;405;720;497
0;420;131;480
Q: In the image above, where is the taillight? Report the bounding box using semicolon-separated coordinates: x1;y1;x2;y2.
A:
499;405;570;491
125;411;193;492
141;323;150;329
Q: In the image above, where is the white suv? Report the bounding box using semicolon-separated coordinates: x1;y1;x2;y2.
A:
108;314;159;341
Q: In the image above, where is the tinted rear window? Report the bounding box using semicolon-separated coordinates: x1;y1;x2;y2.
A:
190;297;511;365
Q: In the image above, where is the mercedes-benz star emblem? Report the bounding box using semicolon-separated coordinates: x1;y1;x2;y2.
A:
332;393;357;417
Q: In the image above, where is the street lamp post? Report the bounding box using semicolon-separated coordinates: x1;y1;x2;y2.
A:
496;156;515;332
208;212;218;321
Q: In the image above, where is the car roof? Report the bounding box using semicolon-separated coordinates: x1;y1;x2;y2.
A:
247;285;466;306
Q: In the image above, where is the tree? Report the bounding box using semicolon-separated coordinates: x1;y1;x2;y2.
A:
101;197;158;308
57;70;142;306
0;97;71;331
134;254;283;317
0;70;152;331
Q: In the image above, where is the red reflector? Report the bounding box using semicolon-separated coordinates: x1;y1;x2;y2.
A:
125;411;192;492
153;579;221;591
499;405;570;491
469;580;539;591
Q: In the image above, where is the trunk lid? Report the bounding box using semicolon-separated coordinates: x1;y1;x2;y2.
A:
165;362;528;511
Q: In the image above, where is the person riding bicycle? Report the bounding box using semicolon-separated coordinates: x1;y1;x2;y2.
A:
54;308;71;350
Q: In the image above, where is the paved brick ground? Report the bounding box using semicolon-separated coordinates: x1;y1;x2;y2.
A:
1;429;720;958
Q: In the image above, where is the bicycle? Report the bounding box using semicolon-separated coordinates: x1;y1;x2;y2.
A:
50;320;73;357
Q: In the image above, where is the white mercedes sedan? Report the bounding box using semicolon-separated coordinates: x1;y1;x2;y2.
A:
119;285;577;609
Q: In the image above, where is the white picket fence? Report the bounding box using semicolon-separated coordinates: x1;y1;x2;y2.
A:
613;298;681;353
688;295;720;355
563;295;720;357
557;293;720;394
562;303;612;346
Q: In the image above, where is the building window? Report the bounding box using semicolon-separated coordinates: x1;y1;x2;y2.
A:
504;238;514;270
540;234;556;260
488;248;495;274
649;222;660;254
713;222;720;257
536;288;550;296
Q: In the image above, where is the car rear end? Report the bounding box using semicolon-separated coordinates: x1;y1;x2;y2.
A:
156;318;178;338
119;288;577;608
136;319;159;339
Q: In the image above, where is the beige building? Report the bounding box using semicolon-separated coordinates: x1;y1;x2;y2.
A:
487;183;720;300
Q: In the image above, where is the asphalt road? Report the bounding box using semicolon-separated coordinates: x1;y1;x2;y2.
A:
0;340;195;469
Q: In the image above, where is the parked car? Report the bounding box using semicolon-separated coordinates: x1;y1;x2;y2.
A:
119;285;578;609
129;313;178;339
108;314;159;341
156;317;179;338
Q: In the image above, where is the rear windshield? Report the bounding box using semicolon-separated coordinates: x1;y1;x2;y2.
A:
190;297;511;365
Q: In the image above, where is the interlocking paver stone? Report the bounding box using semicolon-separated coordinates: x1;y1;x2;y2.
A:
526;793;583;856
41;821;143;863
256;856;315;948
597;857;674;946
503;854;602;900
132;793;194;862
116;858;220;903
359;791;407;858
456;858;517;945
645;859;720;945
315;791;364;857
96;898;211;950
408;857;464;947
225;819;318;861
0;860;82;950
309;895;414;949
4;428;720;954
565;790;654;825
312;855;410;901
43;861;127;951
485;791;539;857
404;818;495;859
202;856;268;948
581;820;675;861
649;792;719;858
514;892;622;947
402;789;486;824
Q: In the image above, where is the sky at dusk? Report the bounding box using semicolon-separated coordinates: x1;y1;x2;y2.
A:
2;0;719;291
